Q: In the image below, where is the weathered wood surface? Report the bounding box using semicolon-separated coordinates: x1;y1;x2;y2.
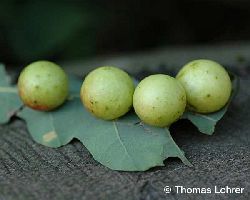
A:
1;46;250;200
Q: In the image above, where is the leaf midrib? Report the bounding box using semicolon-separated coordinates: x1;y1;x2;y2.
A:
192;113;217;122
112;121;138;169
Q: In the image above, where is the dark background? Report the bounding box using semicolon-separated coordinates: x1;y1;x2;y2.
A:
1;0;250;67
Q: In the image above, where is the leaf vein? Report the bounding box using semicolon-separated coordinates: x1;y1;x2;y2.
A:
192;113;217;122
112;121;137;169
47;114;60;144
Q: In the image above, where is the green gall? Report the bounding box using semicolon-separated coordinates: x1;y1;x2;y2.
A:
176;59;232;113
80;66;135;120
133;74;186;127
18;60;69;111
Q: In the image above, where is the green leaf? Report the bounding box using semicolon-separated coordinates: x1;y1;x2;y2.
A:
182;73;239;135
68;74;82;96
0;64;22;123
18;76;191;171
